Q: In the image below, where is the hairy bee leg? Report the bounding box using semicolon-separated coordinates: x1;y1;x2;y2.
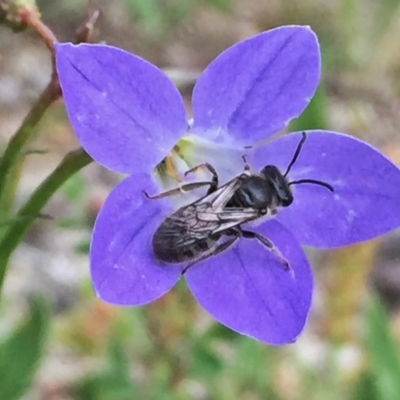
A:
143;181;215;200
240;229;290;270
181;236;240;275
184;163;219;194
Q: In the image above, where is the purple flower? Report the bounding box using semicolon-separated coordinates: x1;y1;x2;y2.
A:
55;26;400;345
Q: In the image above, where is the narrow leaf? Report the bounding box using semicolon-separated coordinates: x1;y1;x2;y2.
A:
72;338;136;400
365;297;400;400
0;297;49;400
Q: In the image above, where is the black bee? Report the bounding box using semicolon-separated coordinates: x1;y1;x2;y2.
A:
144;132;334;274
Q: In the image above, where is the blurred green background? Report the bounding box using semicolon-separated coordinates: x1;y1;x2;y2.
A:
1;0;400;399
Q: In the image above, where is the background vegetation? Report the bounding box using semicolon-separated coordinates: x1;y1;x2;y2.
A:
1;0;400;398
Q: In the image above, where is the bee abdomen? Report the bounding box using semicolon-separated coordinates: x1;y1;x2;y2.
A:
152;222;218;263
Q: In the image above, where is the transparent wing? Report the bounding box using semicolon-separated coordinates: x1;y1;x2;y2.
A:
199;175;245;208
164;174;256;246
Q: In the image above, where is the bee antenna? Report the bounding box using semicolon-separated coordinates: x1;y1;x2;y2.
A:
283;132;307;177
289;179;334;192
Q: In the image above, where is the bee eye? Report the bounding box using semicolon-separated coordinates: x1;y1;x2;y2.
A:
281;195;294;207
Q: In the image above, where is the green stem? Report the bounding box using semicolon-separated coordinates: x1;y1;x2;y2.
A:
0;78;60;221
0;148;92;293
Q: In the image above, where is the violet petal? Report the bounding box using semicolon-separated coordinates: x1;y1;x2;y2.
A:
252;131;400;247
56;43;187;174
191;26;320;145
185;220;313;345
91;174;181;305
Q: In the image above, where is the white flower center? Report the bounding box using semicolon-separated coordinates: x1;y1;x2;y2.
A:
153;134;245;207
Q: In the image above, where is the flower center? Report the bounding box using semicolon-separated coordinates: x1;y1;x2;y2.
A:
153;134;245;207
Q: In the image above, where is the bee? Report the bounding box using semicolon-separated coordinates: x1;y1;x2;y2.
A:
144;132;334;274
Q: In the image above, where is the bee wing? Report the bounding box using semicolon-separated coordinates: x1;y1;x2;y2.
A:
194;206;259;235
200;176;244;208
197;207;258;222
213;208;260;221
166;174;252;245
208;208;260;235
190;175;258;235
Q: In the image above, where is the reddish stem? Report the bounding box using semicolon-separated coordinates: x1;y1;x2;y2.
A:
20;9;57;53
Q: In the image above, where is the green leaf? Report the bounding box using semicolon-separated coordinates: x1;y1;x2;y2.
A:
373;0;400;41
200;0;233;12
72;338;136;400
61;172;86;203
190;339;223;379
352;371;379;400
0;297;49;400
289;85;329;132
364;297;400;400
125;0;165;34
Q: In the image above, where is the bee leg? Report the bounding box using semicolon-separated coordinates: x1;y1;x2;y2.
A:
184;163;219;194
240;229;290;271
241;155;251;171
143;181;215;200
181;235;240;275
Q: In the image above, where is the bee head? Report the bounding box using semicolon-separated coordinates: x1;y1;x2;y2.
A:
261;165;294;207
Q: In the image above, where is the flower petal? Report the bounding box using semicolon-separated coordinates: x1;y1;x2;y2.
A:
179;134;245;186
191;26;320;145
91;174;181;305
252;131;400;247
185;220;313;345
56;43;187;174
